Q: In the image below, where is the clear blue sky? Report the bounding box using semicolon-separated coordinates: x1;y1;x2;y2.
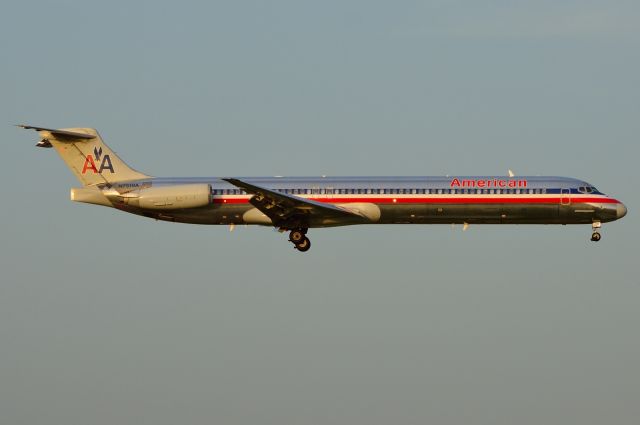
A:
1;1;638;424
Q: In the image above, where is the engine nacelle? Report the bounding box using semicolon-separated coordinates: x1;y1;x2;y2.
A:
125;184;211;210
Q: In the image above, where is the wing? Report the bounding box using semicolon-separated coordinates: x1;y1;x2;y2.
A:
223;178;366;228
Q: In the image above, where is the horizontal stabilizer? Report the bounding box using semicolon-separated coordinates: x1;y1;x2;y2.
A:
17;125;96;140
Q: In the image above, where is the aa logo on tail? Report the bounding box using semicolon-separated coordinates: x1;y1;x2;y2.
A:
82;147;114;174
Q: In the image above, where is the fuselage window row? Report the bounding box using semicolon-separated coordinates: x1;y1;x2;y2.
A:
211;188;553;195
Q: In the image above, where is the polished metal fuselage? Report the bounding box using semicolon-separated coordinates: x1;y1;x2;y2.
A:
106;175;625;227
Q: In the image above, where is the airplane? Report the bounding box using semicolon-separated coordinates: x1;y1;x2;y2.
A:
20;125;627;252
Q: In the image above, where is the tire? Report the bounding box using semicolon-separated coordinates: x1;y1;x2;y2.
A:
296;237;311;252
290;230;305;243
591;232;601;242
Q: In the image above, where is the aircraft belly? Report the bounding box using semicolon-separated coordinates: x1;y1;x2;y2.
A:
501;204;559;224
126;204;254;225
379;202;563;224
128;201;616;226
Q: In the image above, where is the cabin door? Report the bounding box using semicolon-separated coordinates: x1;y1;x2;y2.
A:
560;188;571;205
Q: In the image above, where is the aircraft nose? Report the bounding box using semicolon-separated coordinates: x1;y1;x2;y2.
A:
616;202;627;219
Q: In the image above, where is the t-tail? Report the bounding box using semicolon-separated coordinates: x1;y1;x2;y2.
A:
18;125;149;186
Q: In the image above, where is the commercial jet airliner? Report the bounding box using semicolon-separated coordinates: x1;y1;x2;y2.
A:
21;125;627;252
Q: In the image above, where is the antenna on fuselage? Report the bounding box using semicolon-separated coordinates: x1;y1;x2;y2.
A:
508;169;515;177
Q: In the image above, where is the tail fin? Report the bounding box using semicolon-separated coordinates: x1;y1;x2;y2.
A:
20;125;150;186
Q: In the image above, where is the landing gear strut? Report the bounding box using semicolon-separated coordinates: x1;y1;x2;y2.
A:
591;221;602;242
289;228;311;252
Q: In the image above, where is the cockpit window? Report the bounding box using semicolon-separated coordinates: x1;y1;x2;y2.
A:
578;186;598;194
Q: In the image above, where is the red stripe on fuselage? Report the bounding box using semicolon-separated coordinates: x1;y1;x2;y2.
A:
212;196;620;205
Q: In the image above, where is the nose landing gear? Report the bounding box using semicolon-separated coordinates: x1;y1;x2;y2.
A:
591;221;601;242
289;228;311;252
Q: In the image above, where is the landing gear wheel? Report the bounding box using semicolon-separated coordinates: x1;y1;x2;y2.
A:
295;237;311;252
289;229;305;244
591;232;601;242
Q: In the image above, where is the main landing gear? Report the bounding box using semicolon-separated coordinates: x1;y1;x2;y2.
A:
591;221;602;242
289;228;311;252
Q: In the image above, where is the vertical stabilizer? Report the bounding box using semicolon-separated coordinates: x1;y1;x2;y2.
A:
20;125;149;186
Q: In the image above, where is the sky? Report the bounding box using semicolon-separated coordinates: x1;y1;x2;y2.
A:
1;1;639;424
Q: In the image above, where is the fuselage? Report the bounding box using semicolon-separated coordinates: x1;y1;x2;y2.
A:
106;175;627;227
